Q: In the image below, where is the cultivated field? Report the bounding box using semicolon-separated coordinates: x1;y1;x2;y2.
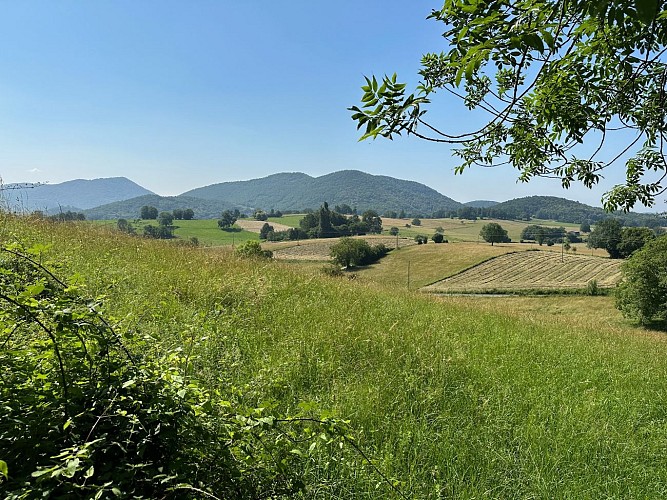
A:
235;218;293;233
423;250;622;293
381;216;582;242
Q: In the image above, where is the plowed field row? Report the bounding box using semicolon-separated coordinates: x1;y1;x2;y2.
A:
422;251;622;292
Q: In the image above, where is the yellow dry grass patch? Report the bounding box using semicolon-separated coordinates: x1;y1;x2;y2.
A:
236;219;293;233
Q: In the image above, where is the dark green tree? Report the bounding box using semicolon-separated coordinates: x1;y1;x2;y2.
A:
431;232;445;243
218;210;238;229
616;236;667;325
580;221;591;233
411;218;421;226
389;227;399;236
140;205;158;220
172;208;184;220
617;227;656;258
182;208;195;220
350;1;667;211
480;223;509;246
157;211;174;227
362;210;382;234
318;202;334;238
588;219;623;258
259;222;274;240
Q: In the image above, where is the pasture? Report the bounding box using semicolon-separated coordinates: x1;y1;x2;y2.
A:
382;216;582;242
5;216;667;498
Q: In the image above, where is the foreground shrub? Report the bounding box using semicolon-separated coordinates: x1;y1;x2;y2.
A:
235;240;273;259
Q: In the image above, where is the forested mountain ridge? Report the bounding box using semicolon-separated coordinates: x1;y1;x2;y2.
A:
180;170;462;214
3;177;153;213
484;196;665;227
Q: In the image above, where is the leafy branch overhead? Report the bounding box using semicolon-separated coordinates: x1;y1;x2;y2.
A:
350;0;667;211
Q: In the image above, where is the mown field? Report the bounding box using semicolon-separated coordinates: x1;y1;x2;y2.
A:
423;250;622;293
5;217;667;498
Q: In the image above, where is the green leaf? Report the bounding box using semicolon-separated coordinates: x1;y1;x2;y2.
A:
0;460;7;479
635;0;658;23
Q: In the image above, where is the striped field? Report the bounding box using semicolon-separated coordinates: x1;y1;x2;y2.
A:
422;250;622;293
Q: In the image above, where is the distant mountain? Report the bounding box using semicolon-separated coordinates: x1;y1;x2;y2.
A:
3;177;153;213
486;195;665;227
464;200;498;208
83;194;238;220
180;170;462;215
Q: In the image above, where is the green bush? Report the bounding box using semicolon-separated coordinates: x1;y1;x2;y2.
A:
235;240;273;259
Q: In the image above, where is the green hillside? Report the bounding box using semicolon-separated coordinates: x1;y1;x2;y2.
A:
5;215;667;497
180;169;462;214
83;194;238;220
486;195;665;227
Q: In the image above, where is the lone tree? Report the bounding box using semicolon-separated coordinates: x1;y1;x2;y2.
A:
480;223;509;245
218;210;238;229
350;1;667;211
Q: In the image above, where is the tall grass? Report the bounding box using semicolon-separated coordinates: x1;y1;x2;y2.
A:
5;215;667;497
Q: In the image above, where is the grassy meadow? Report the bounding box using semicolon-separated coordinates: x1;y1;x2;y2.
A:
5;216;667;497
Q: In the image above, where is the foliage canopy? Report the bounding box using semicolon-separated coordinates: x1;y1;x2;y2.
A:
617;235;667;324
351;0;667;211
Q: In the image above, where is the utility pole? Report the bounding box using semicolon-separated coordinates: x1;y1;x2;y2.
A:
407;261;411;290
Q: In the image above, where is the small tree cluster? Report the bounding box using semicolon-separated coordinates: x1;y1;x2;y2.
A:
414;235;428;244
172;208;194;220
47;211;86;222
520;225;566;245
299;203;382;239
330;238;389;268
588;219;655;259
140;205;158;219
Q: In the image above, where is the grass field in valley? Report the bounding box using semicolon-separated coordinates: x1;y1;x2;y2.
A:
6;217;667;498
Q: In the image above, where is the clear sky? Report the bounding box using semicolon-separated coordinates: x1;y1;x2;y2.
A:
0;1;662;210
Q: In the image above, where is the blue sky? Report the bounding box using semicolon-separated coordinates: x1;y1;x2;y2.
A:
0;1;660;209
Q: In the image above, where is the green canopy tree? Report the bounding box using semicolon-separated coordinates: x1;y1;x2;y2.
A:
350;0;667;211
480;222;510;245
587;218;623;258
616;235;667;325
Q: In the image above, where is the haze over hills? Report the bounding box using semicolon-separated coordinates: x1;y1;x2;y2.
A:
180;170;462;214
2;177;153;213
5;171;665;227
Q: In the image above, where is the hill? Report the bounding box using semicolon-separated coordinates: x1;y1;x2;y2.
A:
485;195;665;227
180;170;462;215
3;177;153;213
83;194;237;220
